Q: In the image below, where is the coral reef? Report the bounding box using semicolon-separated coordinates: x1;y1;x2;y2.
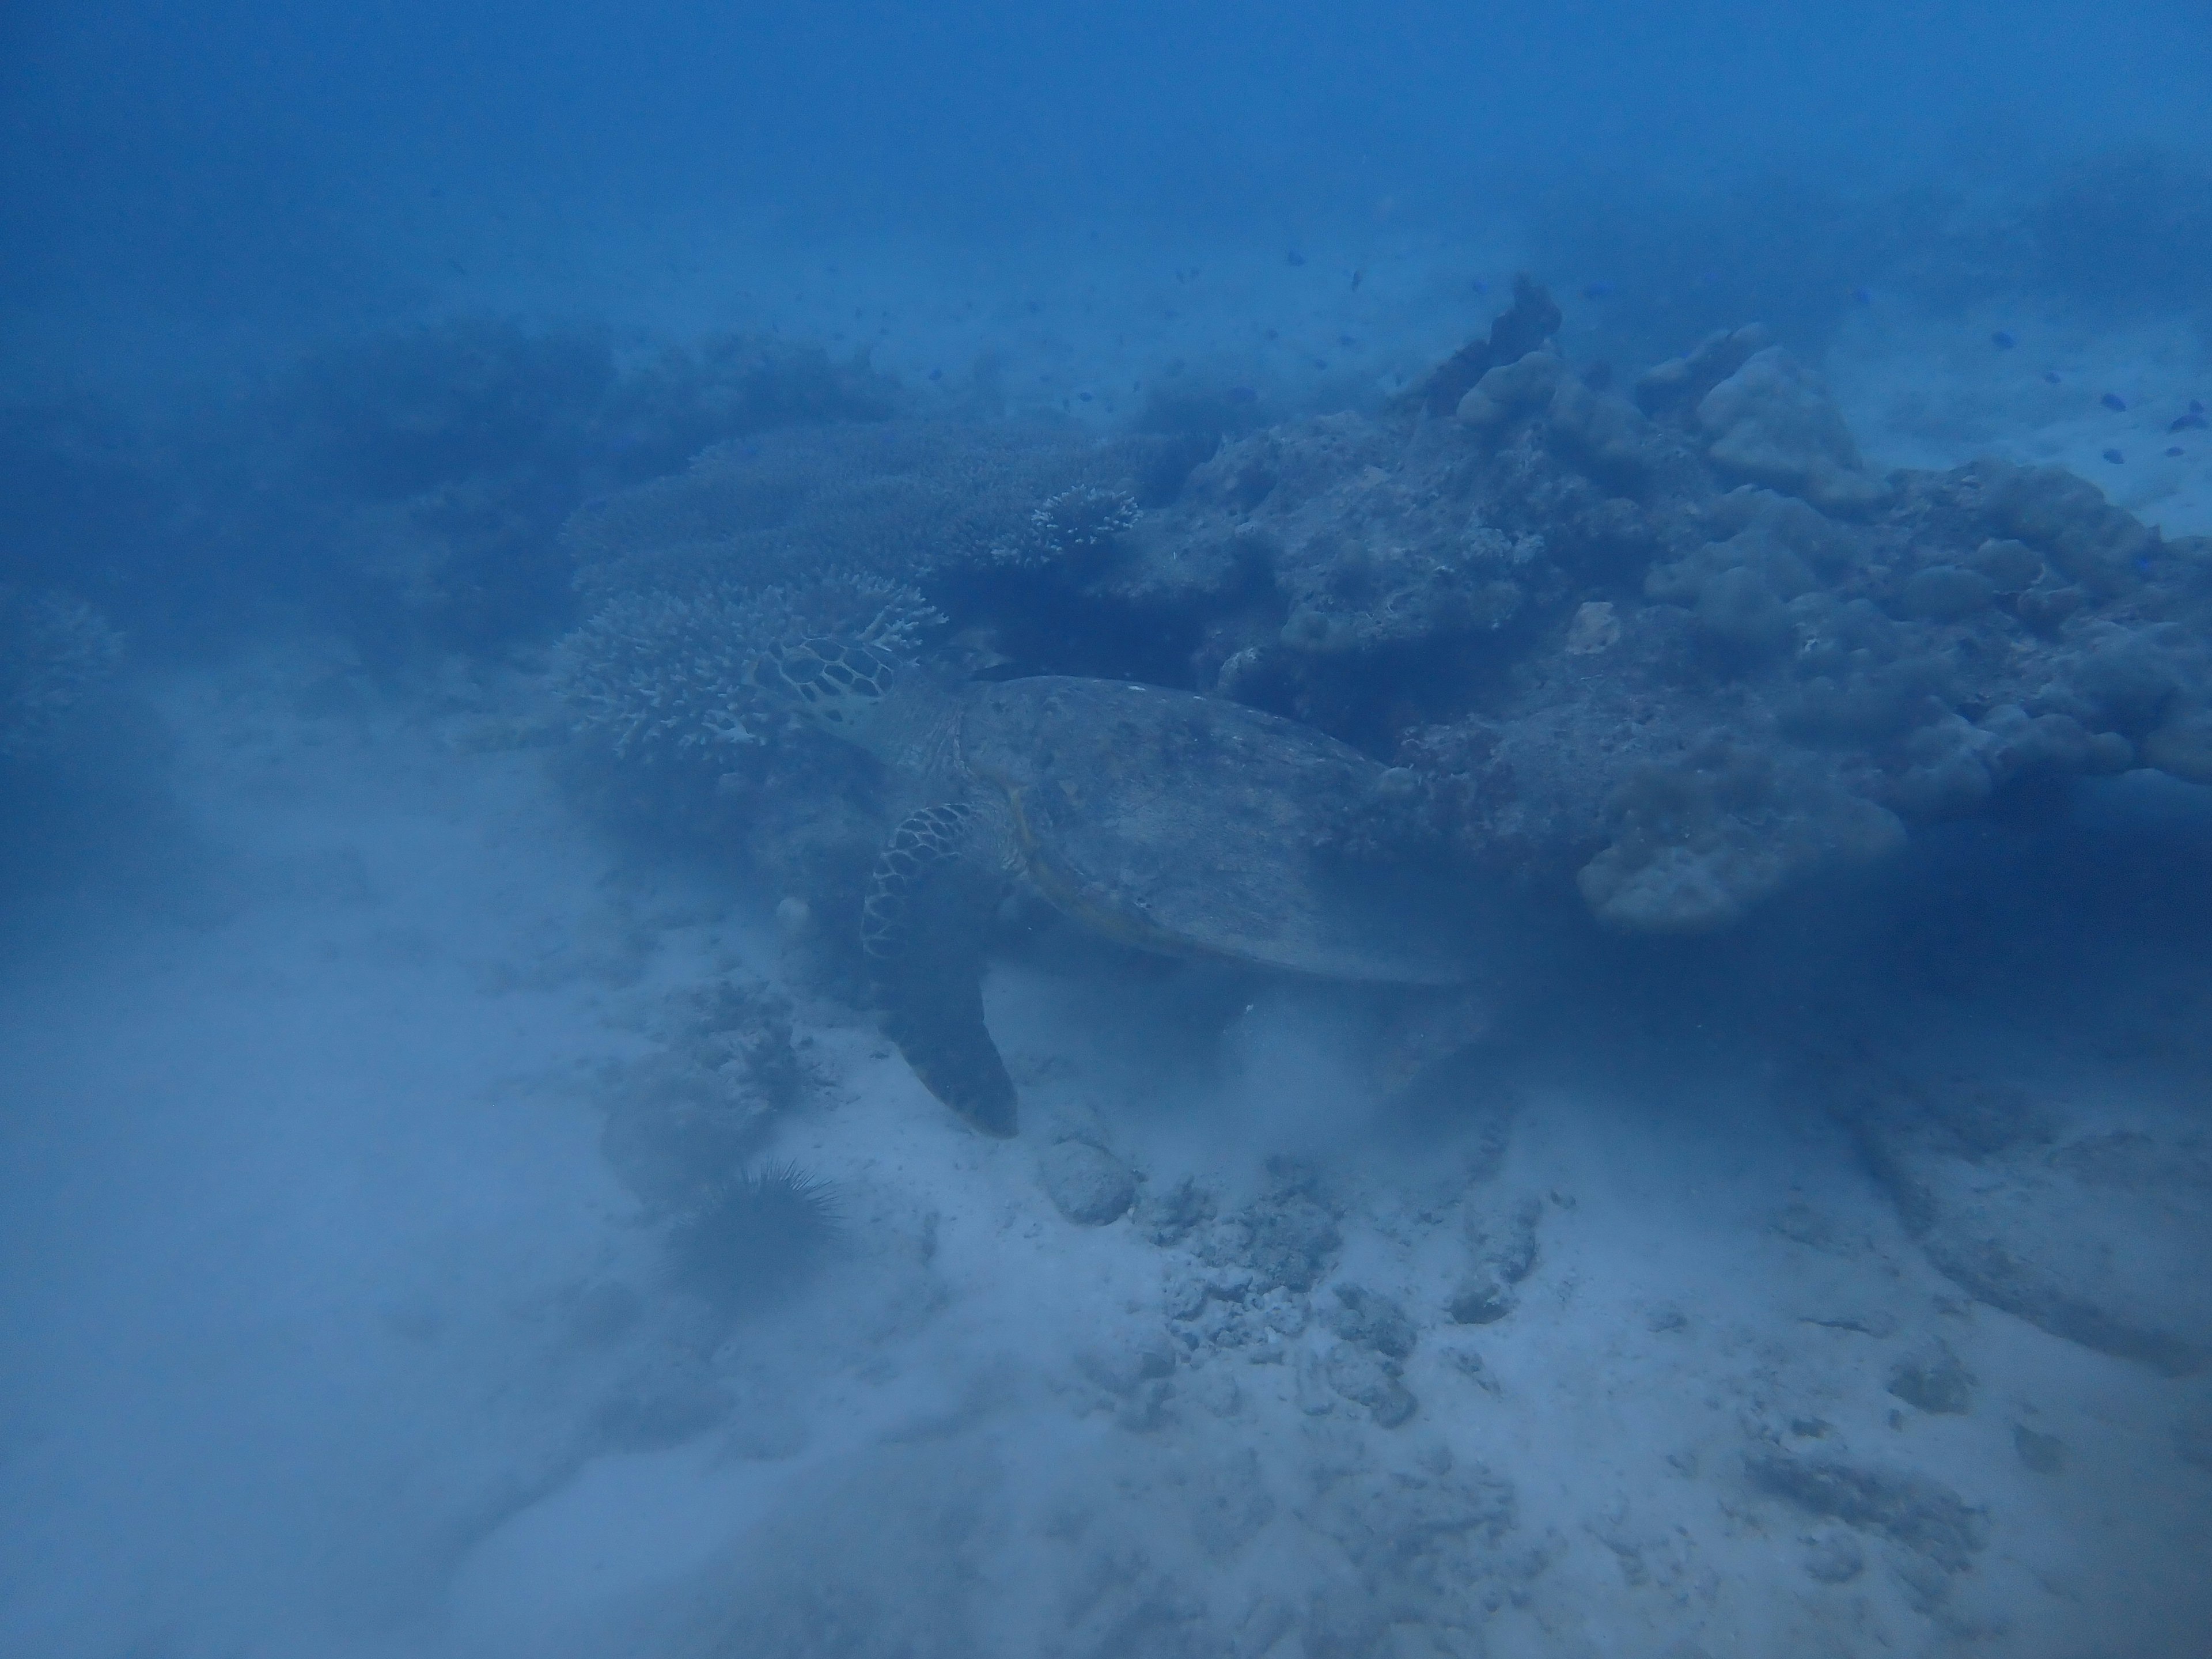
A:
555;570;938;764
551;420;1187;957
981;483;1140;569
1692;344;1890;515
1065;283;2212;931
0;584;123;758
553;279;2212;938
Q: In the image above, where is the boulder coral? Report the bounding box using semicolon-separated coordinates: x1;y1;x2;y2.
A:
1109;291;2207;931
1694;346;1891;516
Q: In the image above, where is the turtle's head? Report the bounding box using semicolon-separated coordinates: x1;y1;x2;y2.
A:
752;634;911;755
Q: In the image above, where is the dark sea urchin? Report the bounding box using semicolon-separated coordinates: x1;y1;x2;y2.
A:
664;1160;842;1308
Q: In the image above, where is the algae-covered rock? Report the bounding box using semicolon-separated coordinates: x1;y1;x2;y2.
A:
1446;1271;1516;1326
1321;1283;1418;1359
1039;1139;1136;1226
1074;1324;1177;1395
1456;350;1567;431
1823;1060;2212;1376
1697;347;1889;516
1634;323;1775;415
1900;564;1995;621
1974;457;2156;591
1576;749;1904;934
1746;1451;1987;1572
1887;1340;1976;1415
1544;377;1671;493
1415;272;1563;416
1968;536;2044;593
1323;1343;1418;1427
2143;708;2212;785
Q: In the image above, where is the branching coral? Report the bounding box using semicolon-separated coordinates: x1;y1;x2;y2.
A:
0;584;123;758
555;570;939;763
562;566;942;760
983;484;1141;567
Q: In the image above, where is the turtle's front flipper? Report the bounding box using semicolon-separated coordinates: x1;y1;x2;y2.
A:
863;801;1019;1137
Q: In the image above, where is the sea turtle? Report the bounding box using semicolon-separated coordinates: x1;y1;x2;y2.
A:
756;636;1467;1135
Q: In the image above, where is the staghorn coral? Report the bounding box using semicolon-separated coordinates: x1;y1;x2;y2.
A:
982;484;1140;567
555;570;938;764
0;584;123;759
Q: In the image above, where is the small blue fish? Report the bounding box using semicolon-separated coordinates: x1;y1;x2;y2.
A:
2103;448;2125;464
927;367;942;381
1226;386;1257;404
1582;282;1615;300
2192;399;2207;414
1078;390;1093;402
1470;278;1490;296
1991;329;2017;349
1286;249;1307;267
2171;412;2207;431
2101;392;2128;412
2169;446;2187;457
1851;286;1874;305
2043;370;2062;384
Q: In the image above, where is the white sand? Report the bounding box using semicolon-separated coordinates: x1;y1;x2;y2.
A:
2;637;2206;1659
5;238;2211;1657
1831;305;2212;537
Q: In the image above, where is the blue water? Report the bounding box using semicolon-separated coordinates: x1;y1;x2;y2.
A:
4;6;2211;1656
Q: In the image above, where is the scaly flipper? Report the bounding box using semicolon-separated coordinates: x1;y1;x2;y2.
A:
862;800;1019;1137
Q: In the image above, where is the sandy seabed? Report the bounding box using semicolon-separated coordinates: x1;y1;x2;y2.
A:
0;636;2205;1659
3;245;2211;1657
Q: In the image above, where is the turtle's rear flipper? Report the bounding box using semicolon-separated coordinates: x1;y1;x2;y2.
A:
863;802;1018;1137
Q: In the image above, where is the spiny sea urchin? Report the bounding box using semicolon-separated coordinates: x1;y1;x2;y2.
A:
663;1158;842;1308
